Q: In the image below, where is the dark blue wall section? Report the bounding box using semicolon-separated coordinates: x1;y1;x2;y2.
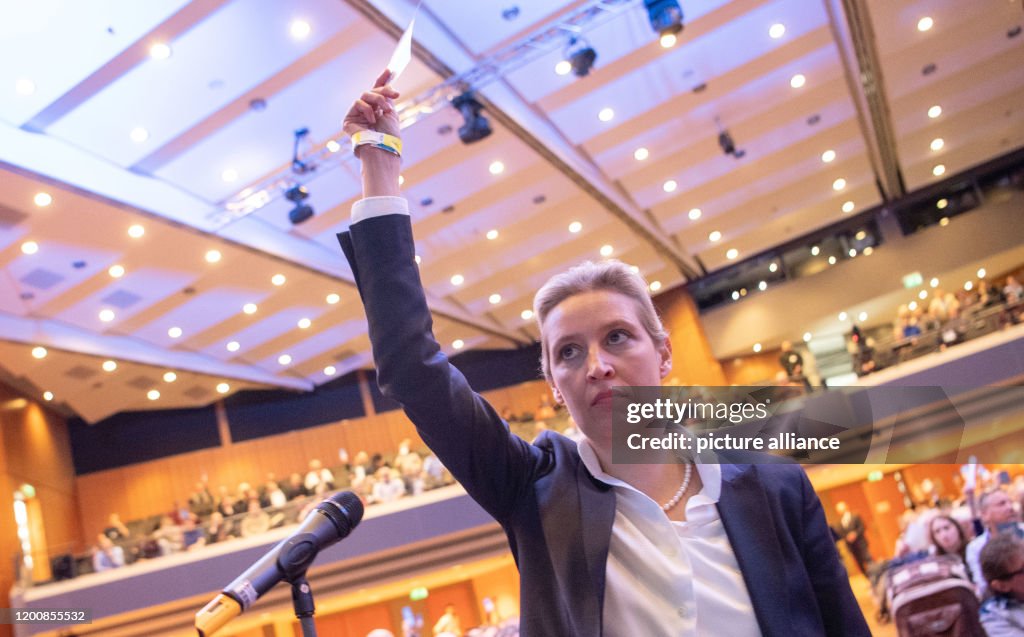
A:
69;406;220;475
225;371;364;442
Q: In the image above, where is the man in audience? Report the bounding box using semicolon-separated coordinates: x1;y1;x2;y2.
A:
103;513;131;543
967;489;1024;596
92;533;125;572
834;501;872;575
182;513;206;551
371;467;406;504
283;472;308;501
239;499;271;537
304;459;336;495
189;481;215;517
979;533;1024;636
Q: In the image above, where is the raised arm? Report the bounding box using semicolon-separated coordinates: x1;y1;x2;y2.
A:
338;73;548;522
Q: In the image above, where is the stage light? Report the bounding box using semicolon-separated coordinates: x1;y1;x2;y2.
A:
644;0;684;39
286;185;314;224
452;92;492;144
565;37;597;77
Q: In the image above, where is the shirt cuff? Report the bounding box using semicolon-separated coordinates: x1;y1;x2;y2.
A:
351;196;409;223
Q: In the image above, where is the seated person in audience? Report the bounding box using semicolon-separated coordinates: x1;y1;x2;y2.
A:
182;513;206;551
103;513;131;543
217;485;239;517
169;500;190;525
239;499;271;537
967;489;1024;596
283;473;308;501
432;604;462;637
395;439;424;495
205;511;234;544
421;453;448;489
977;280;1001;308
304;459;336;495
152;515;184;555
189;481;215;517
1003;275;1023;304
929;514;975;580
92;533;125;572
264;477;288;508
371;467;406;504
979;533;1024;636
337;73;867;635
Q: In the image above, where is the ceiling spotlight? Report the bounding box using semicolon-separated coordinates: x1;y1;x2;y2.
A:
147;389;161;401
226;341;240;352
554;60;572;75
451;274;464;286
753;343;762;353
600;244;614;257
164;371;177;382
930;278;939;288
811;246;820;256
128;224;145;238
489;293;502;304
821;149;836;163
486;229;499;240
833;178;847;191
688;208;702;220
149;43;171;60
565;36;598;77
650;281;662;292
205;249;222;263
130;127;149;143
936;198;948;209
34;192;52;207
930;138;944;151
928;105;942;119
102;360;117;372
286;185;314;225
858;311;868;322
917;16;933;32
21;241;39;255
660;33;677;48
99;309;115;322
297;318;311;329
598;107;615;122
828;255;837;265
290;19;311;39
634;147;649;161
278;354;292;366
452;339;465;350
977;267;986;279
645;0;684;40
324;366;336;376
243;303;257;314
326;140;341;153
108;264;125;278
790;74;806;88
271;273;286;286
521;309;534;320
769;23;786;39
214;382;230;395
43;391;53;401
31;346;47;359
663;180;677;193
168;326;182;338
838;311;847;321
932;164;946;176
326;293;340;304
452;92;492;144
803;332;812;342
708;230;722;242
726;248;739;260
769;262;778;273
569;221;583;233
842;201;855;213
489;161;505;175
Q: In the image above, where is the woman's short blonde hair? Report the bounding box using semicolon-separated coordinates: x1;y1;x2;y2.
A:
532;259;668;381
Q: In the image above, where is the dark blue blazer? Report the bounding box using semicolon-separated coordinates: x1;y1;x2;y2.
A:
339;214;869;636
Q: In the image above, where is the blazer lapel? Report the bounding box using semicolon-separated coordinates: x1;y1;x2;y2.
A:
718;464;792;635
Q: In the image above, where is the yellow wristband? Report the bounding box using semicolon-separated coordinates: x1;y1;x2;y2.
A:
351;130;402;157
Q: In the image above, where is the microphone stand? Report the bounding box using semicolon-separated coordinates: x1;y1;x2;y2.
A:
278;533;320;637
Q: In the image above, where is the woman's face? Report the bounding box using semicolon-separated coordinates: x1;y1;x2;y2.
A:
543;290;670;449
931;517;962;554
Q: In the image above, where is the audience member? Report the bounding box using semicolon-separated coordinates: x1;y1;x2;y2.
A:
239;499;271;537
217;486;239;517
189;481;215;517
979;533;1024;636
264;477;287;508
929;514;974;580
432;604;462;636
205;511;233;544
283;473;308;501
182;514;206;551
1003;275;1023;304
103;513;131;543
91;534;125;572
152;516;184;556
371;467;406;504
834;501;873;575
967;489;1024;596
305;459;336;495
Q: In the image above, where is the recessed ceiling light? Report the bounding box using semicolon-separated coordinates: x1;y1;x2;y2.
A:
919;289;929;300
811;246;820;256
216;382;230;394
908;301;918;311
452;339;465;350
838;311;848;321
634;147;649;161
568;221;583;233
688;208;702;220
708;230;722;242
600;244;614;257
977;267;987;279
930;278;939;288
147;389;160;400
753;343;762;353
849;248;857;257
630;265;640;274
488;293;502;304
324;365;336;376
521;309;534;320
15;78;36;95
34;192;52;207
326;140;341;153
930;138;944;151
149;43;171;59
660;33;677;48
598;107;614;122
858;311;868;322
650;281;662;292
663;180;677;193
758;281;767;291
917;16;933;32
21;241;39;255
855;230;867;241
939;216;949;226
932;164;946;176
486;229;499;240
555;60;572;75
31;346;47;359
108;264;125;278
168;326;182;338
290;19;311;39
226;341;240;352
769;23;786;39
863;246;874;256
130;127;149;143
450;274;464;286
832;178;847;191
205;249;222;263
790;74;806;88
936;198;948;209
128;224;145;238
732;291;740;301
163;371;177;382
297;318;311;329
326;293;340;304
278;354;292;366
803;332;812;342
43;391;53;401
726;248;739;260
928;105;942;119
489;161;505;175
271;274;286;286
821;149;836;163
243;303;257;314
221;169;238;183
769;262;778;273
842;201;855;213
828;256;837;265
99;309;115;322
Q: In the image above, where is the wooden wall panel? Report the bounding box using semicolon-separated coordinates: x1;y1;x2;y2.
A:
654;286;728;386
722;349;785;386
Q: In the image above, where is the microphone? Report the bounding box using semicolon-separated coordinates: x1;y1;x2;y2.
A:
195;491;364;636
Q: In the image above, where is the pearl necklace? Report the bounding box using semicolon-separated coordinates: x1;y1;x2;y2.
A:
661;462;693;512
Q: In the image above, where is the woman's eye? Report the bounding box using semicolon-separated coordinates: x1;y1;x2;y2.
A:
559;345;579;360
607;329;629;344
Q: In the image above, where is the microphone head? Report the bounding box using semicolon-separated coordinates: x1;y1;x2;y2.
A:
316;491;364;539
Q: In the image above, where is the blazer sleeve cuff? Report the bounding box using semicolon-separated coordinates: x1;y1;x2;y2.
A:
352;196;410;223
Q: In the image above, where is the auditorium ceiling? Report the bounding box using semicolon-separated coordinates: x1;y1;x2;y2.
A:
0;0;1021;421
